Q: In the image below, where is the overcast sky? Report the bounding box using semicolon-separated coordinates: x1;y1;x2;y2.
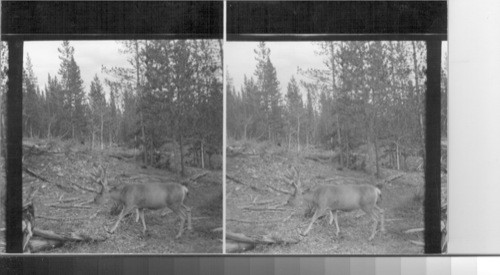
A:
23;41;128;97
226;41;448;98
24;40;447;100
225;42;324;95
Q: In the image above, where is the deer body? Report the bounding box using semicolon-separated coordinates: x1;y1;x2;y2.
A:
107;182;192;238
92;166;192;239
109;182;187;210
301;184;385;240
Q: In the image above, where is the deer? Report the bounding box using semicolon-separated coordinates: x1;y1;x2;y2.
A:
300;183;385;241
91;165;192;239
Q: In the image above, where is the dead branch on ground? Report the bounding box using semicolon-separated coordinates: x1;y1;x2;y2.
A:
226;175;270;193
48;204;92;209
266;183;292;195
23;166;50;183
225;231;301;253
70;181;99;193
241;206;289;212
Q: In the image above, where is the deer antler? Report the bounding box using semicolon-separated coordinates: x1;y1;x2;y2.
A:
90;164;108;190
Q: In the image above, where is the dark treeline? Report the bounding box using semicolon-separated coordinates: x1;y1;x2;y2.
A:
1;40;223;175
227;41;448;176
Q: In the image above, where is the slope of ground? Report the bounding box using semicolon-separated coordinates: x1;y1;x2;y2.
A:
22;140;222;254
226;145;426;254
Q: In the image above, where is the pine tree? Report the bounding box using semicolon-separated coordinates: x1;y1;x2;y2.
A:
58;41;86;140
253;42;282;141
240;75;259;139
89;75;106;149
44;74;64;138
23;54;40;138
285;76;303;150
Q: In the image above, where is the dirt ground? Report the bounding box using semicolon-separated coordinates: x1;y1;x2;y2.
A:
226;146;429;254
22;141;222;254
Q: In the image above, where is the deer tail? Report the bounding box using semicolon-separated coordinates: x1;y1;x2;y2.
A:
181;185;189;200
375;187;382;203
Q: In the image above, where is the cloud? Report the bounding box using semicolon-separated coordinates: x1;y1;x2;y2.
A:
24;41;129;96
226;41;325;97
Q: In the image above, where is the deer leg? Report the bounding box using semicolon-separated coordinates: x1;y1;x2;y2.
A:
366;209;379;241
109;206;133;233
135;208;140;223
375;205;385;232
172;206;186;239
139;209;147;235
330;210;340;236
181;204;193;231
302;209;325;236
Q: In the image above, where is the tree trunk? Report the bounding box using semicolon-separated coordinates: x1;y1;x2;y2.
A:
412;41;426;166
109;129;112;147
0;111;3;158
374;134;380;178
297;116;300;153
288;128;292;150
396;142;400;170
179;134;185;177
306;132;309;147
134;41;147;164
47;120;52;139
330;43;344;168
335;112;344;167
91;130;94;149
100;114;104;150
141;114;146;163
419;113;425;163
201;141;205;169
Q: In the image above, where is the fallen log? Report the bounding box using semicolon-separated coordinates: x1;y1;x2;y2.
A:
25;228;107;253
22;202;107;253
49;204;92;209
34;228;106;242
304;156;330;163
108;153;135;161
410;240;425;246
241;207;288;212
226;175;270;193
70;181;99;193
225;230;301;250
226;240;255;253
181;171;209;185
227;215;293;224
404;228;424;234
37;215;90;221
384;173;404;183
266;182;292;195
23;166;50;183
28;238;64;253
